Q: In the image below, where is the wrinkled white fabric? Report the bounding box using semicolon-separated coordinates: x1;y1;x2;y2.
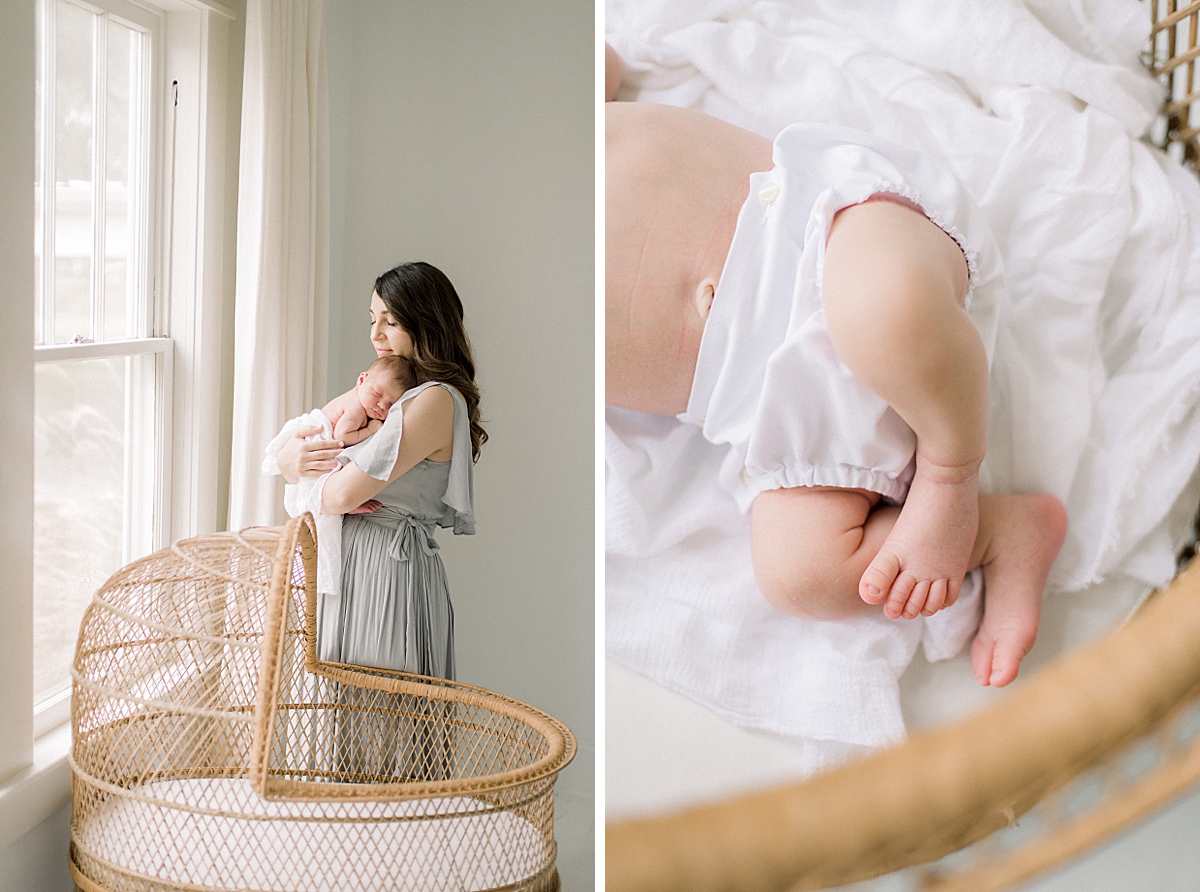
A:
606;0;1200;748
263;408;343;599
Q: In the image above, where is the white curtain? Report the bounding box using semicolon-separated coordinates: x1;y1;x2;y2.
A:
229;0;330;528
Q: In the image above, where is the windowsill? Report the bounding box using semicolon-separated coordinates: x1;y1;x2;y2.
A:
33;688;71;739
0;720;72;852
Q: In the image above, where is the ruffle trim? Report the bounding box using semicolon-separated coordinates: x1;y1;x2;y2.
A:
814;178;980;311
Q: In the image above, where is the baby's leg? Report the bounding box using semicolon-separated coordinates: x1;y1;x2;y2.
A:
823;195;987;617
751;486;900;621
753;485;1067;686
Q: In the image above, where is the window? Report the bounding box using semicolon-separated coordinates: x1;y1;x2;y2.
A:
34;0;169;719
0;0;231;842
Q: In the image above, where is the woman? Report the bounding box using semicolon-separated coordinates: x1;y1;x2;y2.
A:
277;261;485;682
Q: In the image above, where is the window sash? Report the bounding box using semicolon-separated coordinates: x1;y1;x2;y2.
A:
32;339;172;706
36;0;160;347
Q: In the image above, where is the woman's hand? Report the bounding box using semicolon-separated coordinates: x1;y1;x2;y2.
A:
347;500;382;515
275;426;343;484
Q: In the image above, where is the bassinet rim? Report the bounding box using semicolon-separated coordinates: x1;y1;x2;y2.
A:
604;558;1200;892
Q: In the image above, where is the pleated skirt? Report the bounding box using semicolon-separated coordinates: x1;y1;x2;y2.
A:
313;514;457;782
317;512;456;680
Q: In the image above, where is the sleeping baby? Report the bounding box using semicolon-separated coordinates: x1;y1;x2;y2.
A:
605;45;1066;688
264;353;417;596
322;354;418;446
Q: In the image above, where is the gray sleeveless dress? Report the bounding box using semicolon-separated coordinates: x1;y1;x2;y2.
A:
315;381;475;681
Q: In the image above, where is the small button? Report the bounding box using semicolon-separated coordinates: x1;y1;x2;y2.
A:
758;181;780;204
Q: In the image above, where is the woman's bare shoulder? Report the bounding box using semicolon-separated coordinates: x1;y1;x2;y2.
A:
406;382;454;410
401;384;454;432
391;384;454;467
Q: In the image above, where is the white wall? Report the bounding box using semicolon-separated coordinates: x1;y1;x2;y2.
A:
0;0;37;787
324;0;595;797
0;805;71;892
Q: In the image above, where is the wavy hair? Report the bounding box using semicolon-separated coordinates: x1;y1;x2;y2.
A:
374;262;487;461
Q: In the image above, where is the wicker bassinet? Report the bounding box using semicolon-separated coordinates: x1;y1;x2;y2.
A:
69;513;575;892
606;3;1200;891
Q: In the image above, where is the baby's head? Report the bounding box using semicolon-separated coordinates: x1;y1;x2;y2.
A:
355;354;418;421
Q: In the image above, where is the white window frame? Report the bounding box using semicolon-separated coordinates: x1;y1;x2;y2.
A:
0;0;237;852
33;0;169;732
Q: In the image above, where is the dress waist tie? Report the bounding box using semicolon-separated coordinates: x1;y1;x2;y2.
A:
357;507;439;563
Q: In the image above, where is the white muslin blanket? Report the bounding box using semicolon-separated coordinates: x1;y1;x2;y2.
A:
606;0;1200;751
263;409;344;598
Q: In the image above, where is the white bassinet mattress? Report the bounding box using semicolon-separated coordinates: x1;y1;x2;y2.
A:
74;778;548;892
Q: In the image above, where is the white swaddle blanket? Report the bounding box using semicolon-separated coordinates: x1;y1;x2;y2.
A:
606;0;1200;753
263;409;345;598
264;401;410;600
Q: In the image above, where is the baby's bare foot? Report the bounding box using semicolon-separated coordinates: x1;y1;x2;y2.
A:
859;457;980;620
970;493;1068;687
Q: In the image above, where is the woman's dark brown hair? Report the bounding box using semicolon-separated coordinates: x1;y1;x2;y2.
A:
374;262;487;460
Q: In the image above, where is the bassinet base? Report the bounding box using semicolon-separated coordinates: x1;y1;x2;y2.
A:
69;776;557;892
70;864;561;892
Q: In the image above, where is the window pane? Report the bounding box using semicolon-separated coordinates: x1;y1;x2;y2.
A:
53;0;96;345
35;3;44;345
105;20;141;341
34;354;155;703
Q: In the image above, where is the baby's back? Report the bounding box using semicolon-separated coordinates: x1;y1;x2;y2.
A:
606;103;772;414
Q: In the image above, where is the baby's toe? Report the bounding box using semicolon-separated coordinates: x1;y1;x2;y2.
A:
902;580;930;619
988;641;1026;688
971;633;996;686
944;576;963;609
883;571;917;619
860;550;902;605
920;579;949;616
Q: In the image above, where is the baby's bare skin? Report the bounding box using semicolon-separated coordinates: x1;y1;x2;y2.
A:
606;102;773;415
606;97;1065;686
322;368;407;446
324;389;383;445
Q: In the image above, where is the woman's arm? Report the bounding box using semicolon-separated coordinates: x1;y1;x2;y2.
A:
276;427;344;484
319;385;455;515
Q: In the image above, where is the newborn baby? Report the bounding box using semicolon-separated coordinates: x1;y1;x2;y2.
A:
264;353;417;598
323;354;417;445
605;47;1065;687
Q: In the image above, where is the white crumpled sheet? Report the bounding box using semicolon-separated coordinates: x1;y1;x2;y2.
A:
605;0;1200;754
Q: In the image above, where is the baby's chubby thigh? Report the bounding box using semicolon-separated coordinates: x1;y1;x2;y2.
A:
750;485;896;621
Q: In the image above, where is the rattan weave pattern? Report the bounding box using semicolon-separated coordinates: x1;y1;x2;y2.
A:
69;514;574;892
1150;0;1200;166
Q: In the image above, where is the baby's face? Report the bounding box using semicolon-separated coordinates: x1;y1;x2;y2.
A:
356;371;405;421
